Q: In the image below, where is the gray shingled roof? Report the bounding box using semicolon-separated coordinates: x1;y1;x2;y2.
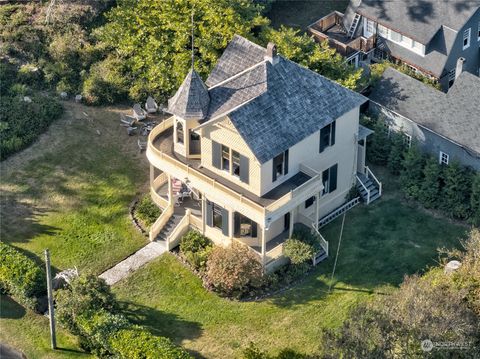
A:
168;70;210;119
350;0;479;45
200;36;367;163
206;35;266;88
369;67;480;154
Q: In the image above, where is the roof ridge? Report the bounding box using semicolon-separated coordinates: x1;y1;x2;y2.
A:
208;59;267;90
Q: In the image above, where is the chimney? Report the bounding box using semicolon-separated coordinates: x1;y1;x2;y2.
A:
265;42;279;65
455;57;465;80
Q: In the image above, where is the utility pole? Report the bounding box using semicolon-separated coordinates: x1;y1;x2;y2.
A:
44;249;57;350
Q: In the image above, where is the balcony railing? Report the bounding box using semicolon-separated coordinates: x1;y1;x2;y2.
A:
147;117;323;225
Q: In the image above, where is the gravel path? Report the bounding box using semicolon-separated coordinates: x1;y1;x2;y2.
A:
99;241;166;285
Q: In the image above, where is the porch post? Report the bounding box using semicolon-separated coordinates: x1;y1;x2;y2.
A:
289;210;294;238
228;209;234;239
167;175;174;205
315;192;320;230
201;195;206;235
261;226;266;269
363;142;367;174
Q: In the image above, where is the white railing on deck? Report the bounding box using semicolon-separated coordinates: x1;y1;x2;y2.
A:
265;243;284;263
151;173;169;209
365;166;382;197
149;204;173;241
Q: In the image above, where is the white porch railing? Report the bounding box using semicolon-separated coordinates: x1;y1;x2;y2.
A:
149;203;173;241
365;166;382;197
356;175;371;204
166;210;190;251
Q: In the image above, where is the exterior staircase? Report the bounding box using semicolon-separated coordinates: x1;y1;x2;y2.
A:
347;13;361;38
356;171;381;204
155;214;183;242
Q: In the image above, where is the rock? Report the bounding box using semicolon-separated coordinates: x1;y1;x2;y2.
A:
60;92;68;99
75;94;82;103
23;96;32;103
444;260;461;274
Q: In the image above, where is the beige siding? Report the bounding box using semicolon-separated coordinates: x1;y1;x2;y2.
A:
201;117;262;196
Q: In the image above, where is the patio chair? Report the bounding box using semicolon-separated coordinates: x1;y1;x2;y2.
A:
137;138;147;152
145;96;158;114
127;126;137;136
173;193;183;207
120;113;136;127
181;189;192;201
133;103;147;121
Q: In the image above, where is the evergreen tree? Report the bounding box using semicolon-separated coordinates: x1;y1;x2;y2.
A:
441;161;473;219
387;132;405;175
470;173;480;227
400;145;424;199
367;119;391;165
419;157;442;208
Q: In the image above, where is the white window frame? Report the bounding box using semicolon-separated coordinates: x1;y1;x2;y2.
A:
448;68;456;88
403;133;412;148
439;151;449;165
463;28;471;50
366;20;375;35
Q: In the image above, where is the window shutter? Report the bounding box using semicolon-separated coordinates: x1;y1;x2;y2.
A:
212;141;222;169
284;150;289;175
272;159;277;182
252;222;258;238
206;201;213;227
234;212;241;237
239;155;249;184
221;208;229;236
330;164;338;192
331;121;336;146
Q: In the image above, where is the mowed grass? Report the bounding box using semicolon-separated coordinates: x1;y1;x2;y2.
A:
113;188;466;358
0;295;91;358
0;102;149;274
266;0;350;30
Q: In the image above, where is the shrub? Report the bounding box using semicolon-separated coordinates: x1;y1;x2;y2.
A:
55;274;118;334
418;156;442;208
206;242;263;297
179;231;213;271
366;118;391;165
345;184;360;201
386;131;405;175
135;195;161;227
400;145;425;199
109;327;192;359
290;225;321;252
283;239;314;265
76;309;130;356
0;242;46;310
470;174;480;227
441;161;473;219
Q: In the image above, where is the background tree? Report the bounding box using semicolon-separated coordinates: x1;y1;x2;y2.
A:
386;131;404;175
400;145;424;199
419;156;442;208
441;161;473;219
471;173;480;227
366;118;391;165
97;0;267;102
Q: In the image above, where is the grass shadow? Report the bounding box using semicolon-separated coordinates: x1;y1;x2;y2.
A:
0;295;26;319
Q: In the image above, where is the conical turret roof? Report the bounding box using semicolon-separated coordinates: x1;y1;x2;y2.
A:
168;70;210;120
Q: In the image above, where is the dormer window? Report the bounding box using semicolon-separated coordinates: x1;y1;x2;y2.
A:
463;28;471;49
176;121;184;144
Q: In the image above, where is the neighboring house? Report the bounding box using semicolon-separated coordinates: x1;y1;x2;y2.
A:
146;35;381;271
369;67;480;170
308;0;480;91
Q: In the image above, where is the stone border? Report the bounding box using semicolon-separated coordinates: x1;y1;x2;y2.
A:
129;198;149;237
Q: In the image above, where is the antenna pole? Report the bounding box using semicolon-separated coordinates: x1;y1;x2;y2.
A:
328;212;346;293
191;10;194;70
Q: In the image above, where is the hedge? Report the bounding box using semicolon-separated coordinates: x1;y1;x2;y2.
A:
0;242;46;310
76;309;192;358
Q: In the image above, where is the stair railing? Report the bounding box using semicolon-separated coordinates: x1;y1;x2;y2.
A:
166;209;190;251
149;203;174;241
356;175;371;204
365;166;382;197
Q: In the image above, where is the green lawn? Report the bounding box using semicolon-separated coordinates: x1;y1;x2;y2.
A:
0;295;91;359
266;0;350;30
0;102;149;274
113;190;466;357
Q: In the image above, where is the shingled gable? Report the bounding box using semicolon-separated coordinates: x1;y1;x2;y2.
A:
199;35;366;164
369;67;480;155
168;69;210;120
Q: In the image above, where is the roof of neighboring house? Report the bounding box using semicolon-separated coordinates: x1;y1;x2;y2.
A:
196;35;366;164
168;70;210;120
349;0;479;45
369;67;480;155
376;24;457;77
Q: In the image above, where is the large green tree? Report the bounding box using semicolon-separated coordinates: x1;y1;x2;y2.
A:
441;161;473;219
419;156;442;209
471;173;480;227
400;145;425;199
97;0;267;102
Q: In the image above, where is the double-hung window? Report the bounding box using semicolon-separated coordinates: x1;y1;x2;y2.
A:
403;133;412;148
305;196;316;209
322;164;338;195
463;28;471;50
212;141;249;184
439;151;449;165
319;121;336;153
176;121;184;144
272;150;289;182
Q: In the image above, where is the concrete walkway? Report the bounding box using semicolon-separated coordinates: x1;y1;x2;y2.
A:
99;241;167;286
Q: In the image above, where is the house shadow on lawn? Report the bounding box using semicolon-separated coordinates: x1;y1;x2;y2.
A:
118;301;203;349
0;295;26;319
